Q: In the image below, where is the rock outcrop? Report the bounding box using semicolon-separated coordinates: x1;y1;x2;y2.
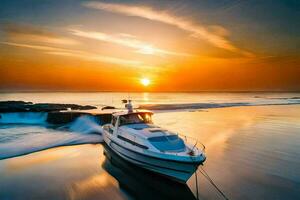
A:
0;101;112;125
47;112;112;125
0;101;97;113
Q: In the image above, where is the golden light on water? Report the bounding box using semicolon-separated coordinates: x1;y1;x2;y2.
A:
140;78;150;86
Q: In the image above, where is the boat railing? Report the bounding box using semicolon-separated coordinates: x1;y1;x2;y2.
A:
130;132;205;154
177;133;206;152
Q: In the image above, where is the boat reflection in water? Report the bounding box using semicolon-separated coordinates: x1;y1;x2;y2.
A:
102;143;197;200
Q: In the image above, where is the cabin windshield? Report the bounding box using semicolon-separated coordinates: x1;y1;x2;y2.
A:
119;112;153;126
148;135;186;152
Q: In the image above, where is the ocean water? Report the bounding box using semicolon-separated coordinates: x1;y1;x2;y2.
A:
0;92;300;199
1;92;300;108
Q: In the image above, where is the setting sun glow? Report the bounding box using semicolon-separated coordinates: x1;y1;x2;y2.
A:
140;78;150;86
0;1;299;92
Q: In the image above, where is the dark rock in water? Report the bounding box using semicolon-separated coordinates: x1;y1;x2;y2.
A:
28;103;96;112
0;101;33;112
0;101;97;113
94;113;112;125
101;106;116;110
47;112;85;124
0;100;112;125
47;112;112;125
0;101;33;105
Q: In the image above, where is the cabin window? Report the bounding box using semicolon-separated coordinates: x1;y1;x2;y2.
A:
108;127;114;134
117;135;148;149
148;135;185;152
119;113;153;126
112;117;117;126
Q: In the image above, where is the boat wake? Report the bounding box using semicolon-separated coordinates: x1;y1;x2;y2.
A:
62;115;103;134
0;112;48;124
0;115;104;160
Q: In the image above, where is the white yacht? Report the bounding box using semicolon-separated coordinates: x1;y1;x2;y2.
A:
102;100;206;183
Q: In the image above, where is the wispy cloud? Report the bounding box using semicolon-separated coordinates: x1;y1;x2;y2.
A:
70;29;191;57
2;23;78;45
84;1;254;57
47;51;142;66
1;42;141;66
0;42;79;52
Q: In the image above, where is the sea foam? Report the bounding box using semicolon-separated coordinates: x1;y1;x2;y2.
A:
0;115;103;160
0;112;48;124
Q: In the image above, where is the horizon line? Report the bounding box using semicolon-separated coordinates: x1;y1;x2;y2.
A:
0;90;300;93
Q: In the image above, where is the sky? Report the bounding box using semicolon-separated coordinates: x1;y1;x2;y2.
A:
0;0;299;92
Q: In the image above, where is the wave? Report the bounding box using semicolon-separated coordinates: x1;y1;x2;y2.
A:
0;116;103;160
64;115;103;134
138;102;249;110
138;101;300;111
0;112;48;124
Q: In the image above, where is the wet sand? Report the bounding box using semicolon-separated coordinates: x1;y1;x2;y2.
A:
1;105;300;200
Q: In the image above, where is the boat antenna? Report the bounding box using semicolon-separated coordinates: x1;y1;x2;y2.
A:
124;93;133;112
124;99;133;113
127;93;131;102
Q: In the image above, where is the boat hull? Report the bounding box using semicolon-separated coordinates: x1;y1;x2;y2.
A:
104;135;203;183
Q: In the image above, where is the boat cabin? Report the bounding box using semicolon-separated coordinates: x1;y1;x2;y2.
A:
112;111;153;127
106;110;186;152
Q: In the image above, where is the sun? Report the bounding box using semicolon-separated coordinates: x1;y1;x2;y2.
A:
140;78;151;86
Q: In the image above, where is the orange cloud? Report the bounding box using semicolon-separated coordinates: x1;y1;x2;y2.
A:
1;42;142;66
1;42;79;52
70;29;191;57
84;1;254;57
3;23;78;45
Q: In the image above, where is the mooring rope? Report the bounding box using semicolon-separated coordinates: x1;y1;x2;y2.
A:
195;168;199;199
196;166;230;200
